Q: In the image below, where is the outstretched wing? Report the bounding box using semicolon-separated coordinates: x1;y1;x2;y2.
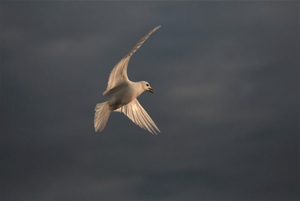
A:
103;25;161;96
115;99;160;135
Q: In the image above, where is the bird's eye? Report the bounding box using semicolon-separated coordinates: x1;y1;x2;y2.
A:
146;84;149;86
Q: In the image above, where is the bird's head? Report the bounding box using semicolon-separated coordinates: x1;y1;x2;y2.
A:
140;81;155;93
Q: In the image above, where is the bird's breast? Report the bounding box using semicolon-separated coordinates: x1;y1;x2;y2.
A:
107;86;137;110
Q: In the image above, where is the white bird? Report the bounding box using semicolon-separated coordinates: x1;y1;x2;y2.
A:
94;26;161;134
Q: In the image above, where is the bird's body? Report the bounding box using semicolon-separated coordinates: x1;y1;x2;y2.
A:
107;81;141;110
94;26;161;134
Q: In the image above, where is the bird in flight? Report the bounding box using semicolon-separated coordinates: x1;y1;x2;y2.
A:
94;26;161;134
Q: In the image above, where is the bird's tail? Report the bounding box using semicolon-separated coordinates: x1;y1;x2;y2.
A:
94;101;111;132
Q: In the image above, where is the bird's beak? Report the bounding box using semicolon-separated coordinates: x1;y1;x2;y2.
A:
149;88;155;93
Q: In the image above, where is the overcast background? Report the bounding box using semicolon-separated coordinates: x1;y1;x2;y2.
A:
1;1;299;201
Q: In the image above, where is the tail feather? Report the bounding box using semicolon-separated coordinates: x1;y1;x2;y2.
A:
94;102;111;132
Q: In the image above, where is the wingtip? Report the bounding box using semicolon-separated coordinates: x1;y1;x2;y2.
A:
151;128;161;135
155;25;162;30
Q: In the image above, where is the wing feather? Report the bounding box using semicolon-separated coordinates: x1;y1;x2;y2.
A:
103;57;130;95
115;99;160;135
103;25;161;95
127;25;161;57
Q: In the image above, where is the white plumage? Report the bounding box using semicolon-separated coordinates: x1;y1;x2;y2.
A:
94;26;161;134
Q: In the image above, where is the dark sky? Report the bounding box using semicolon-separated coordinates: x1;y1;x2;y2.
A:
1;1;299;201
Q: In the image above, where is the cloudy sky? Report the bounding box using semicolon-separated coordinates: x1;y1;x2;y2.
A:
1;1;299;201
